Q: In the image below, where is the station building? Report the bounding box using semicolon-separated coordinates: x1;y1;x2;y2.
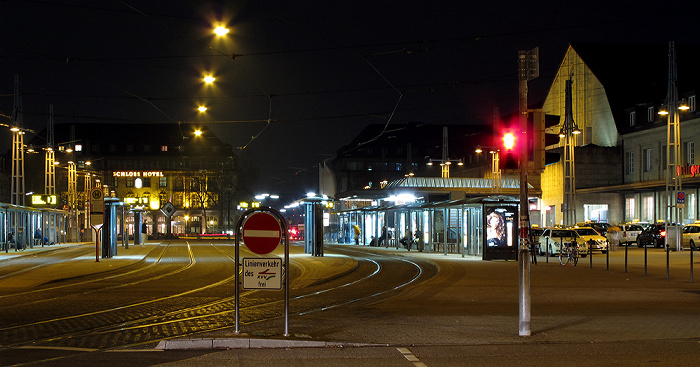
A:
325;42;700;258
25;122;237;240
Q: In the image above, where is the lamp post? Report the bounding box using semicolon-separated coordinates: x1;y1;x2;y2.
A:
660;41;687;252
475;146;501;193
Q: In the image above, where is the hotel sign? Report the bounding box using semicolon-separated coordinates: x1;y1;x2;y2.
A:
113;171;164;177
677;165;700;178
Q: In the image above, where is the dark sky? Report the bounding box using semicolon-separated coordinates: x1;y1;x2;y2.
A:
1;0;698;204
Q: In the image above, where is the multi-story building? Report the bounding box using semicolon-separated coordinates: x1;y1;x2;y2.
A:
26;123;237;238
539;43;700;226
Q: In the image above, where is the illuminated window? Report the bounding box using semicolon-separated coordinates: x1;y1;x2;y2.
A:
625;197;636;221
629;111;636;127
161;145;168;152
159;177;167;187
644;196;654;222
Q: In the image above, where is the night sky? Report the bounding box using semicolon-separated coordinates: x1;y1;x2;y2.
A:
1;0;698;203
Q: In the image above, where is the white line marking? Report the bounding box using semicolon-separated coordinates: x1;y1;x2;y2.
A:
244;230;280;238
396;347;428;367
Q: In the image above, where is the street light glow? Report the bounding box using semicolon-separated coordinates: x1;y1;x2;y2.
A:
214;26;229;36
194;130;203;136
198;106;207;112
203;75;215;84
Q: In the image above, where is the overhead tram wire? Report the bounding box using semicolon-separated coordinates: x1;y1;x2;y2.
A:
119;1;274;157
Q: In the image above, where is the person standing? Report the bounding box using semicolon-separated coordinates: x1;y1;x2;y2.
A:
353;224;361;245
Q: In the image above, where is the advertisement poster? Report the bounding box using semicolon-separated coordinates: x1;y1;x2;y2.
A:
483;204;518;260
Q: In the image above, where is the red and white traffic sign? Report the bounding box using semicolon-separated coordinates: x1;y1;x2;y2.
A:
242;212;282;255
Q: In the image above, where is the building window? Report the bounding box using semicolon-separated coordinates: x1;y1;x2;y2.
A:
644;196;654;222
126;145;134;152
647;107;655;122
629;111;636;127
396;162;403;171
143;145;151;153
644;149;652;172
687;141;695;165
161;145;168;152
92;144;100;153
142;178;151;188
159;177;168;187
626;152;634;174
126;177;135;187
661;145;667;170
689;95;697;112
625;197;636;221
109;145;117;152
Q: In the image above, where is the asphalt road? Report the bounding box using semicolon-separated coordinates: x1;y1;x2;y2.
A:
0;241;698;366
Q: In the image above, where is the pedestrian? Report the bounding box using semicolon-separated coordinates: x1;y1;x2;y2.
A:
353;224;361;245
378;226;388;246
141;222;148;243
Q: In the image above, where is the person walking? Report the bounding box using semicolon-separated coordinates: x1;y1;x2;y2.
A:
353;224;361;245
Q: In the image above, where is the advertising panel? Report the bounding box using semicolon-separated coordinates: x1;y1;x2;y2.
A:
483;204;518;260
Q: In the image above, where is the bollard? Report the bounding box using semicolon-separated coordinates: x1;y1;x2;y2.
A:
546;238;549;263
589;244;593;268
691;249;694;283
625;244;629;273
644;245;648;276
606;243;610;270
666;244;670;279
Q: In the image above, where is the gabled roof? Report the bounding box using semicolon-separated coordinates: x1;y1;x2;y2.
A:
569;43;700;134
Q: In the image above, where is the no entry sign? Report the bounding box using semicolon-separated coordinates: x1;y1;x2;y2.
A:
242;212;282;255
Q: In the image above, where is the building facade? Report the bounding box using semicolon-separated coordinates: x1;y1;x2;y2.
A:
26;123;238;239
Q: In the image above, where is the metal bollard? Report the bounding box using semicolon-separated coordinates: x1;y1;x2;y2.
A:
546;238;549;263
606;243;610;270
589;243;593;268
691;249;694;283
644;245;648;276
666;244;670;279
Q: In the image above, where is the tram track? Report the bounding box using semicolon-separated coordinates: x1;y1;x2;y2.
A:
0;242;435;352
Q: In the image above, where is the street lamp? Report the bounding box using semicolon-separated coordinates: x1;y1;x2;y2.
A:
475;146;501;193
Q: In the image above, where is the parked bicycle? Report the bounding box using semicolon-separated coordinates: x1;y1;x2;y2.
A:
559;240;579;266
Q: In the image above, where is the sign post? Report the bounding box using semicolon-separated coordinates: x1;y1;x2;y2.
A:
89;188;105;262
234;208;289;336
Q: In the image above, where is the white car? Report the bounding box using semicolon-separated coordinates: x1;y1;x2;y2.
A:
571;227;609;253
681;224;700;250
538;228;590;257
618;224;644;245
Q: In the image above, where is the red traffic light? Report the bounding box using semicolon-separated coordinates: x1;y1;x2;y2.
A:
503;132;515;150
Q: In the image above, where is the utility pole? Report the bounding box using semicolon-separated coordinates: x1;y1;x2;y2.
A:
664;41;682;252
518;47;538;337
11;75;25;206
45;105;56;196
562;77;581;226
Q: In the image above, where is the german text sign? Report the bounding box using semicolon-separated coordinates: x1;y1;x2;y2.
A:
242;258;282;290
89;188;104;227
242;212;282;255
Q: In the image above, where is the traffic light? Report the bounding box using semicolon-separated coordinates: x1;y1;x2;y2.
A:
500;131;518;170
503;132;515;150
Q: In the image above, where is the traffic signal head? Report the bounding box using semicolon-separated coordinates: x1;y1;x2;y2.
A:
503;132;515;150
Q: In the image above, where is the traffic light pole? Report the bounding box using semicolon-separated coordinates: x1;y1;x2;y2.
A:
517;48;538;337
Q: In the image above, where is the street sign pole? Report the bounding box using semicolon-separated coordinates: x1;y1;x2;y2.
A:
234;207;290;336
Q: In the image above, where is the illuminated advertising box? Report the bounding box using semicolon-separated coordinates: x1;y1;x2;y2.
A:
483;203;518;260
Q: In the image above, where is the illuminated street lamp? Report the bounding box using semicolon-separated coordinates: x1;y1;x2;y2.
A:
475;146;501;193
198;106;208;112
203;75;216;84
214;26;229;36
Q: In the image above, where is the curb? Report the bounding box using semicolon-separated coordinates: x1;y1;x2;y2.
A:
155;338;381;350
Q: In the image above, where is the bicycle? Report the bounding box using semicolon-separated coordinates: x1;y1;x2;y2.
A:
559;240;579;266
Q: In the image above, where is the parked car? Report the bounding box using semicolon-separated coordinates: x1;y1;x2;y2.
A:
636;224;667;248
681;223;700;250
618;223;644;245
571;227;609;253
577;222;612;237
537;228;589;256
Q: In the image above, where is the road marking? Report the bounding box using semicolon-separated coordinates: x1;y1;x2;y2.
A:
397;347;427;367
16;346;97;352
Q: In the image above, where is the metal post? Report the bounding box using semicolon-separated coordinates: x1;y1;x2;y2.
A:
606;245;609;270
666;245;670;279
625;244;629;273
690;249;694;283
645;246;648;276
517;48;537;337
589;244;593;268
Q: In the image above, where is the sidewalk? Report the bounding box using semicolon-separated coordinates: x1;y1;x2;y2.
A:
163;242;700;350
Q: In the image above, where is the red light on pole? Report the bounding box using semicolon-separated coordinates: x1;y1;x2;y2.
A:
503;132;515;150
